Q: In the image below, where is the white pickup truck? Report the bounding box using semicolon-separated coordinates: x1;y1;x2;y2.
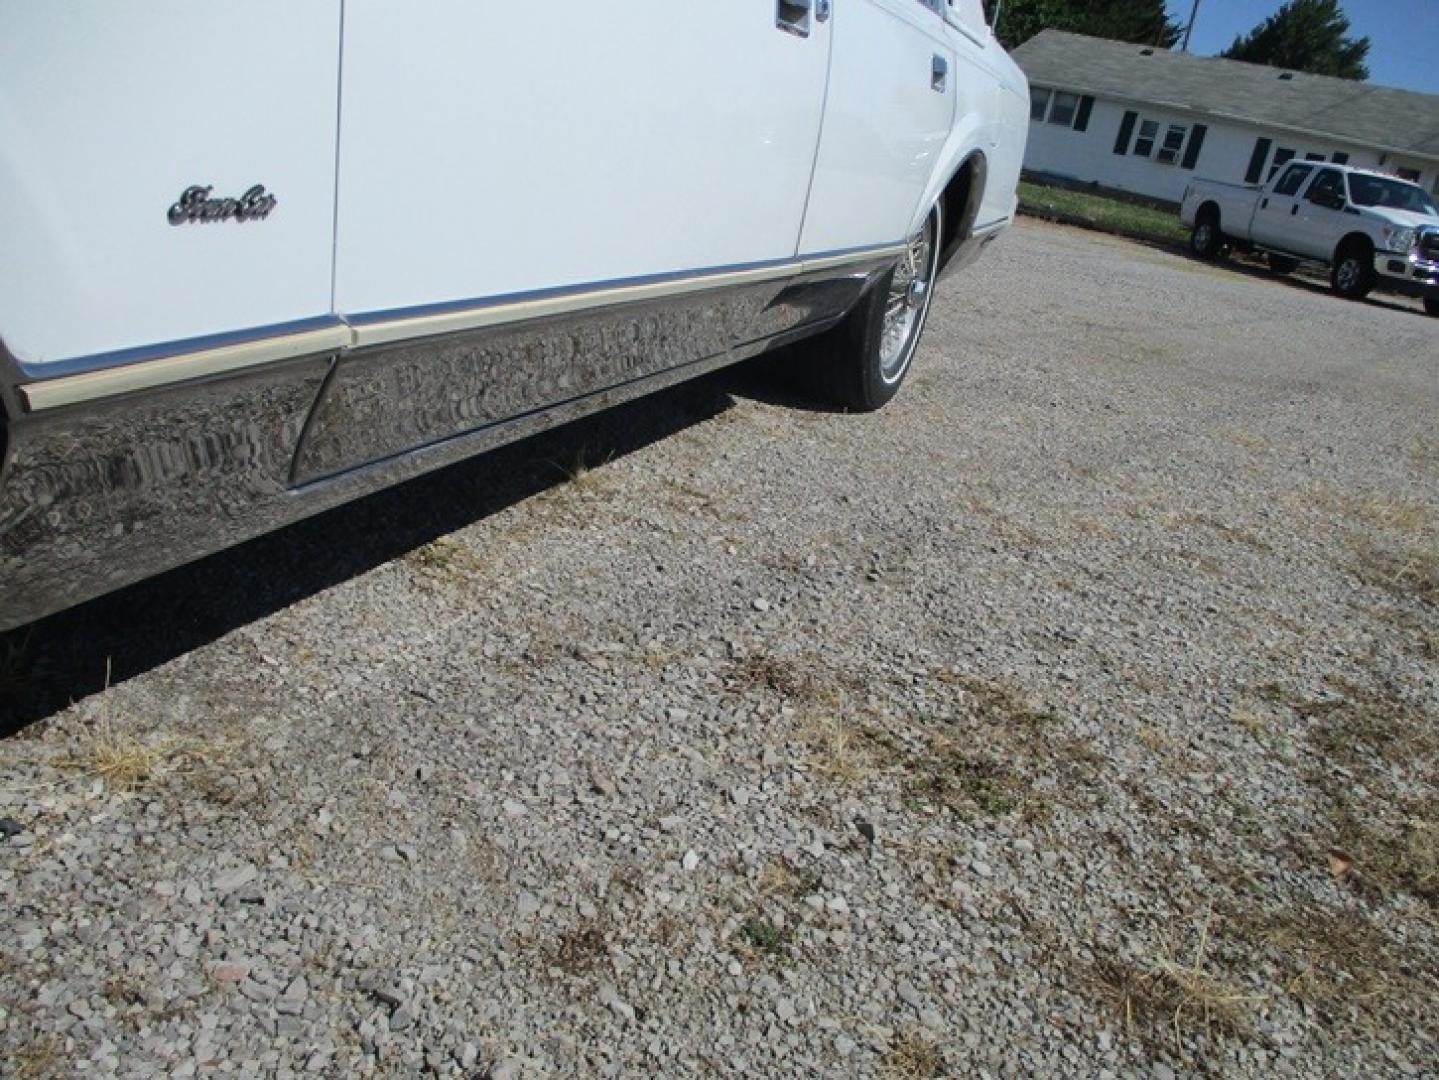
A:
1180;162;1439;315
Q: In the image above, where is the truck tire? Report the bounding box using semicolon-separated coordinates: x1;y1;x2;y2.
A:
1331;240;1375;300
1189;209;1224;260
1266;253;1298;275
1425;295;1439;317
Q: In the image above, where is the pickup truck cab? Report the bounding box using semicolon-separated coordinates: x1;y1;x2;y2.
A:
1180;163;1439;315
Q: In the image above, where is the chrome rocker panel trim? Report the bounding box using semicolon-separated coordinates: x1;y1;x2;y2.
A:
0;247;911;630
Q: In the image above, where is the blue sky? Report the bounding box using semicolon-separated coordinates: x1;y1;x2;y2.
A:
1163;0;1439;93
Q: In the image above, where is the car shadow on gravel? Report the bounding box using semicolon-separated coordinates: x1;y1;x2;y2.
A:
1190;252;1424;317
0;369;759;735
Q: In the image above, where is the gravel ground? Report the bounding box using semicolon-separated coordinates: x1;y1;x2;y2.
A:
2;219;1437;1078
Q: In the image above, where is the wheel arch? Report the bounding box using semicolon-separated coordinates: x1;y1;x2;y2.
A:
933;152;987;278
1334;231;1374;261
1196;200;1221;227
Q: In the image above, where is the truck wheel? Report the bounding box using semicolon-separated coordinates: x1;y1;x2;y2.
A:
1189;210;1224;260
1331;242;1375;299
1266;253;1298;274
1424;295;1439;317
804;203;942;411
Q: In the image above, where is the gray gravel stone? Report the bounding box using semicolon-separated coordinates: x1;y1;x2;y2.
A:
2;220;1435;1079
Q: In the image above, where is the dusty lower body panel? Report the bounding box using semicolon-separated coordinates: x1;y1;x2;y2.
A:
0;261;888;630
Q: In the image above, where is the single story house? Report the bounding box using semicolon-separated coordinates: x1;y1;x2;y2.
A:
1011;29;1439;205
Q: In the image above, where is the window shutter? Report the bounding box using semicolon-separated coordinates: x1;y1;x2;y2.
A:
1244;137;1272;183
1074;95;1094;132
1113;110;1137;155
1181;124;1207;169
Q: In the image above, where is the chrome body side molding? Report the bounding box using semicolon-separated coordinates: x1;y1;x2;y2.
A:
12;247;905;414
0;249;902;629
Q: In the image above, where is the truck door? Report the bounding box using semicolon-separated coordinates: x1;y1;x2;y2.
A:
1250;163;1314;253
0;3;342;370
1292;168;1349;260
332;2;831;318
798;0;957;254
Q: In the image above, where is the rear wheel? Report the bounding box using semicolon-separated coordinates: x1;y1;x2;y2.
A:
1190;210;1224;260
1331;243;1375;299
1266;253;1299;274
1424;295;1439;317
803;204;942;412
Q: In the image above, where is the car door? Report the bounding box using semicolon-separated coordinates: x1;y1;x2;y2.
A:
1250;163;1313;252
0;2;342;369
333;2;831;318
799;0;957;254
1292;168;1349;259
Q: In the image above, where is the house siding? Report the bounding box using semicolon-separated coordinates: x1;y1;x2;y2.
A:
1024;87;1439;204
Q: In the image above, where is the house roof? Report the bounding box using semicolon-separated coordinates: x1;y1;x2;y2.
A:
1011;30;1439;162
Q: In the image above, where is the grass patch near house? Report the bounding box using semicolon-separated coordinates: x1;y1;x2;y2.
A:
1018;180;1189;248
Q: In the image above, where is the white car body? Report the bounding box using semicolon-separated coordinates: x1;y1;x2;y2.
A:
0;0;1028;629
1180;163;1439;302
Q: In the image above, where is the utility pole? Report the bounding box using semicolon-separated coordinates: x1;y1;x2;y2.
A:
1181;0;1202;51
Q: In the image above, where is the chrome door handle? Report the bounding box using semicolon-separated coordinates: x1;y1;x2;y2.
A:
932;55;948;92
777;0;813;37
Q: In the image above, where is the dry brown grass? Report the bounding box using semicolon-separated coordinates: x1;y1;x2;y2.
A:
903;734;1020;817
401;534;491;587
801;714;873;785
1090;915;1265;1048
1349;535;1439;607
931;670;1058;728
730;653;850;707
755;857;822;904
10;1032;65;1078
554;922;609;975
1246;906;1432;1030
56;722;227;793
881;1027;947;1079
557;445;615;492
1158;510;1272;552
1260;677;1439;906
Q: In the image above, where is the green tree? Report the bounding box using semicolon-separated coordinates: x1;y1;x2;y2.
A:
1219;0;1370;80
993;0;1181;51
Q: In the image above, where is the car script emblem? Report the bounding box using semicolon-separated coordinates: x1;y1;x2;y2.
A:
167;184;277;225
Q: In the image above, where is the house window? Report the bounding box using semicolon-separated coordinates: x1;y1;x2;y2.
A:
1331;152;1349;165
1305;153;1326;161
1396;167;1421;182
1268;148;1296;181
1155;125;1188;164
1048;91;1079;126
1030;87;1051;122
1133;120;1159;157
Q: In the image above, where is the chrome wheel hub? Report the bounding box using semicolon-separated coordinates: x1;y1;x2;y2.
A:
880;216;936;382
1337;259;1358;289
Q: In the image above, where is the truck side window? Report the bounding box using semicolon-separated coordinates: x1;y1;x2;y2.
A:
1307;169;1344;205
1272;164;1313;197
